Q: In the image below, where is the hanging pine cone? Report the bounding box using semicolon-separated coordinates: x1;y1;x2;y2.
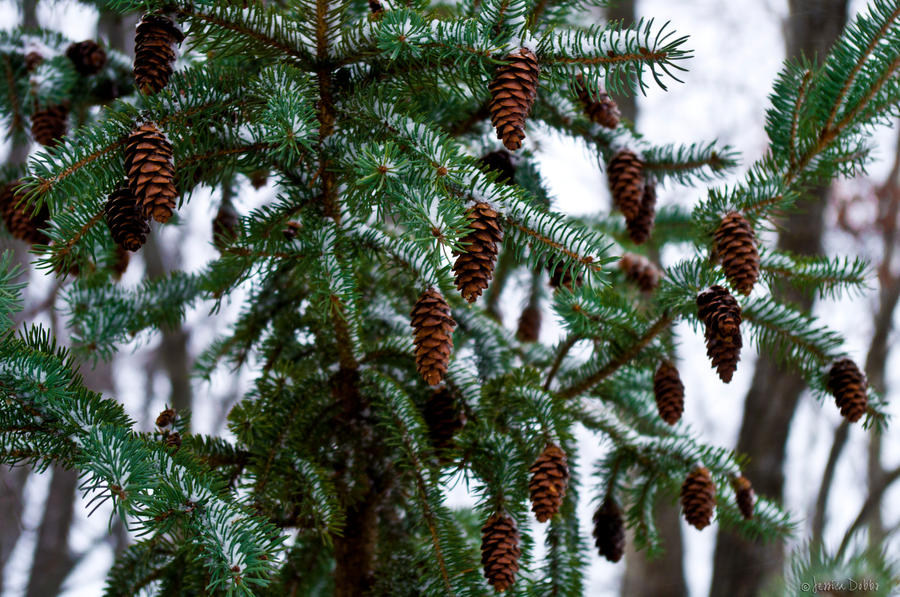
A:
124;122;178;223
528;443;569;523
423;386;466;453
66;40;107;75
0;181;50;245
453;202;503;302
31;104;68;146
714;212;759;296
731;474;755;520
111;245;130;280
592;497;625;562
249;169;269;189
156;407;176;429
681;466;716;530
653;361;684;425
24;51;43;71
212;201;239;252
826;358;868;423
548;262;582;290
696;285;742;383
619;252;660;292
516;304;541;342
481;512;520;592
488;47;540;151
368;0;384;18
479;150;516;185
410;288;456;386
627;181;656;245
607;149;644;221
105;186;150;251
133;13;185;94
574;73;620;129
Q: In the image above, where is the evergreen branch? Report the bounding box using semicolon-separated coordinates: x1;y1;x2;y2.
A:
788;69;813;169
556;313;671;398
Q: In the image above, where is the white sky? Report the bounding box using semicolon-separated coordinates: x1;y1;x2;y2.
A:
1;0;899;596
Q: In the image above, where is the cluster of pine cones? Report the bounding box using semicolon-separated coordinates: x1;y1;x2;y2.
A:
104;13;184;255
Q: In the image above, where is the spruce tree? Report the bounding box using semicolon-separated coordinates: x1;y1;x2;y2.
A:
0;0;898;595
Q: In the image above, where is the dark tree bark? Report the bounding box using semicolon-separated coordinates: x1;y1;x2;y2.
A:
709;3;848;596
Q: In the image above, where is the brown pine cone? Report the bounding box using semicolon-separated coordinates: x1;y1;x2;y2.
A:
826;358;868;423
528;443;569;523
548;262;582;290
249;169;269;189
165;430;182;449
105;187;150;251
516;304;541;342
627;182;656;245
731;474;755;520
0;182;50;245
410;288;456;386
283;221;301;240
368;0;384;18
31;104;68;146
124;122;177;223
66;40;107;75
156;407;176;430
423;386;466;452
653;361;684;425
574;73;620;129
453;202;503;302
488;47;540;151
592;497;625;562
619;252;660;292
481;512;520;592
681;466;716;530
25;51;43;71
696;285;742;383
607;149;644;221
212;202;239;252
714;212;759;296
133;13;185;94
479;150;516;185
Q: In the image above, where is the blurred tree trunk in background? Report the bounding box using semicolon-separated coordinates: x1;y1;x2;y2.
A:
709;2;848;596
609;2;687;596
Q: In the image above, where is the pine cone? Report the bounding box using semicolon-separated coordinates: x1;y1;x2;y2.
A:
156;407;176;429
165;430;182;449
607;149;644;221
111;245;130;280
653;361;684;425
410;288;456;386
619;252;660;292
714;212;759;296
548;262;582;290
124;122;177;223
66;40;107;75
488;47;540;151
368;0;384;18
105;187;150;251
731;474;754;520
592;497;625;562
516;304;541;342
481;512;520;592
528;443;569;523
681;466;716;530
696;285;742;383
133;13;184;94
249;169;269;189
31;104;68;146
626;182;656;245
826;358;868;423
479;150;516;185
25;51;43;71
423;386;466;452
574;73;620;129
453;202;503;302
0;182;50;245
213;202;239;251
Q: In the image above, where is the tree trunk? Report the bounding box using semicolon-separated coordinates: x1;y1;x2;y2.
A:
709;3;848;596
